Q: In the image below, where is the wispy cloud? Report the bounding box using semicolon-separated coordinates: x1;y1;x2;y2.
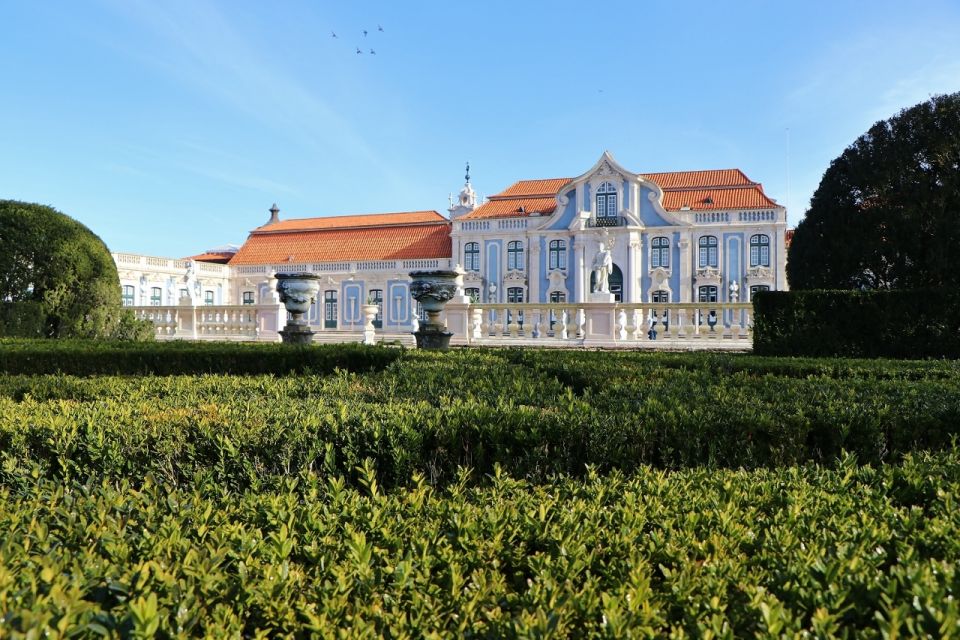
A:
94;0;398;183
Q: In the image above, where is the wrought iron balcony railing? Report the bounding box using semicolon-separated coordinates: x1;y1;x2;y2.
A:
587;215;626;228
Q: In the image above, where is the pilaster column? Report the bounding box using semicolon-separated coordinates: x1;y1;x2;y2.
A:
678;236;692;303
628;236;641;303
574;237;586;303
528;238;541;303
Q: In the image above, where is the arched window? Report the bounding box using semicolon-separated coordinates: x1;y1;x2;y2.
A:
507;241;524;271
651;236;669;268
368;289;383;328
548;239;567;270
242;291;255;305
150;287;162;306
324;290;337;329
750;234;770;267
698;236;718;268
596;182;618;220
464;242;480;271
204;290;214;305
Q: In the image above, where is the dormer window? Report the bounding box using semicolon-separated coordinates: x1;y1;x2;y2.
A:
596;182;618;221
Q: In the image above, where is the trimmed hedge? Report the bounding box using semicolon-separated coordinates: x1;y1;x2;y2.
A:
0;338;401;376
0;301;46;338
752;289;960;358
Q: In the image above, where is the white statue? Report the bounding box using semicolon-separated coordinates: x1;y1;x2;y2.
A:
729;280;740;303
183;261;198;300
592;242;613;293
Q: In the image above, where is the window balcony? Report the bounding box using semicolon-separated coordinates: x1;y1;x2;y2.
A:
587;215;626;228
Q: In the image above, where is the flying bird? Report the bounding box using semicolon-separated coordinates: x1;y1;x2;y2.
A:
378;24;384;32
362;29;368;37
356;47;363;54
331;31;337;38
369;49;376;55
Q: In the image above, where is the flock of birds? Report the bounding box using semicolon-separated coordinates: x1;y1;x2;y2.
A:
330;24;384;56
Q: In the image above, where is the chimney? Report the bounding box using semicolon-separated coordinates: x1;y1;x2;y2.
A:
268;203;280;225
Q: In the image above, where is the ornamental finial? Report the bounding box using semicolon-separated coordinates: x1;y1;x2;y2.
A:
465;162;470;184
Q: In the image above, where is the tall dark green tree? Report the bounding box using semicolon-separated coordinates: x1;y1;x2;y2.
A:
788;92;960;290
0;200;128;338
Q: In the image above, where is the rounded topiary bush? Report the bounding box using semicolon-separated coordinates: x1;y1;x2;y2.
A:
0;199;131;338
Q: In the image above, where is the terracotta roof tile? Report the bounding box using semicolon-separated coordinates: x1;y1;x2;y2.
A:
184;251;234;264
661;186;777;210
494;178;572;198
257;210;446;232
641;169;753;189
231;217;451;265
462;197;558;220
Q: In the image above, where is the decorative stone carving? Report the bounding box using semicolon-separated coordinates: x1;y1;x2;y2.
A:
409;270;459;349
649;266;671;289
695;267;722;285
503;269;527;284
745;266;774;283
275;272;321;344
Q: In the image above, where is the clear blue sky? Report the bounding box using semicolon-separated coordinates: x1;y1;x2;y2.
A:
2;0;959;258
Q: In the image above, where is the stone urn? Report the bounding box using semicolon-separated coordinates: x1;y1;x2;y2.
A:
275;272;321;344
409;270;459;349
362;303;379;345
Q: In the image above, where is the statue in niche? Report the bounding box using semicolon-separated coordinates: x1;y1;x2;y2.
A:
592;242;613;293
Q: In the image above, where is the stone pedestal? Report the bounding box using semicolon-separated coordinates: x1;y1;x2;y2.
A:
279;324;314;345
413;326;453;350
588;292;616;303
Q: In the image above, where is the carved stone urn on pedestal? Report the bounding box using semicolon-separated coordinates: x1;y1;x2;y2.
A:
409;270;458;349
275;272;321;344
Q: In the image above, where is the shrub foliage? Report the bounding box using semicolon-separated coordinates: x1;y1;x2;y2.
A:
752;289;960;358
0;200;138;339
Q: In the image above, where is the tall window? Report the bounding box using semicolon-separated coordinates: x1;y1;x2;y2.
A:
464;242;480;271
150;287;162;306
204;290;214;305
652;290;670;303
324;290;337;328
368;289;383;328
549;291;566;329
121;285;135;307
242;291;255;305
698;286;718;303
507;287;524;327
750;285;770;300
596;182;617;220
750;234;770;267
651;237;669;268
548;239;567;270
507;241;524;271
698;236;718;268
464;287;480;302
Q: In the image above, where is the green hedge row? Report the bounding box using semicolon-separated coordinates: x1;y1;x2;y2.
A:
752;289;960;358
3;350;958;489
0;338;401;376
0;301;46;338
2;451;958;637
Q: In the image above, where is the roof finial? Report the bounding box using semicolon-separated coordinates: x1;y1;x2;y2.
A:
268;203;280;224
465;161;470;185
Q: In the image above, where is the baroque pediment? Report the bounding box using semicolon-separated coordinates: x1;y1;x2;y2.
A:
503;269;527;284
745;266;774;282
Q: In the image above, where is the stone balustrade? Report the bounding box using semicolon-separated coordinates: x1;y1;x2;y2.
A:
132;303;285;341
131;301;753;349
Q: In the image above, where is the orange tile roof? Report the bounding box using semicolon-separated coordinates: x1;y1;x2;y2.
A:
494;178;572;198
464;197;558;220
230;221;451;265
640;169;752;189
184;251;234;264
256;210;446;233
464;168;778;218
661;186;777;211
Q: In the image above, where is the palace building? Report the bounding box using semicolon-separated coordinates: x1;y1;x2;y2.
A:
114;151;787;337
